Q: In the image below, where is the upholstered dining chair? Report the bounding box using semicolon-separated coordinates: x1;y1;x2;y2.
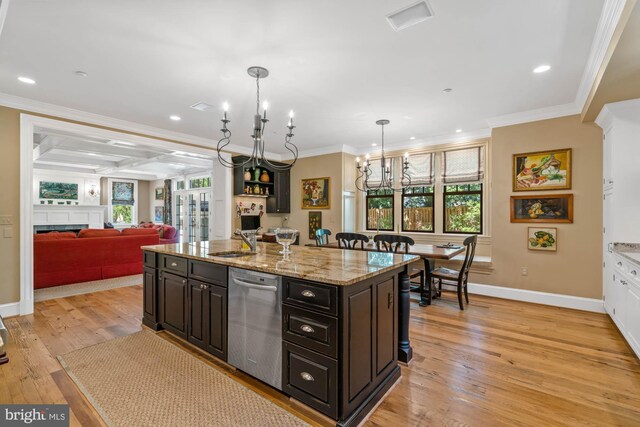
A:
335;232;369;250
373;234;424;293
430;235;477;310
315;229;332;246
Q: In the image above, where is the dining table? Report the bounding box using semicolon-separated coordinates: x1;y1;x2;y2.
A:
316;240;465;364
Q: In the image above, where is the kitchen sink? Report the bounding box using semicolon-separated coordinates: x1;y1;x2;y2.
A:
208;251;256;258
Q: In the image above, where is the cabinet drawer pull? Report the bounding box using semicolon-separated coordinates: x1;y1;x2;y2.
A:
182;279;186;284
170;262;178;267
300;324;314;333
301;290;315;298
300;372;314;382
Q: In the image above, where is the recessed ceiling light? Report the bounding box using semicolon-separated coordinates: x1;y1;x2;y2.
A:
371;143;377;147
533;65;551;74
409;136;416;140
18;76;36;84
75;71;88;77
455;129;462;133
170;115;181;121
442;88;453;93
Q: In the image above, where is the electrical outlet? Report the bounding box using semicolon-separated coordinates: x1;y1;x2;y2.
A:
521;267;528;276
3;227;12;238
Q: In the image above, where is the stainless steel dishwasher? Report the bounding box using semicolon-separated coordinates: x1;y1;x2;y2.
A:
228;267;282;390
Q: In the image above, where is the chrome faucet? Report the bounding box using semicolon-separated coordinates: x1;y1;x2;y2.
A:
234;228;261;252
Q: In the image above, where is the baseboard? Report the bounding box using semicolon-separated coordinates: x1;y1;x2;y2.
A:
467;283;605;313
0;302;20;318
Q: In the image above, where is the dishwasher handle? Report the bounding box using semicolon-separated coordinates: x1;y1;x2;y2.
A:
232;278;278;292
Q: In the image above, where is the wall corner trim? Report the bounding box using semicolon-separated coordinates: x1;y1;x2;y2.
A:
467;283;605;313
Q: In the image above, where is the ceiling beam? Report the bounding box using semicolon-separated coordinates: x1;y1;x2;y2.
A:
33;135;65;160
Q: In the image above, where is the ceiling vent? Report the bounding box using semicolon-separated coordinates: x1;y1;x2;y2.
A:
190;102;214;111
386;1;434;32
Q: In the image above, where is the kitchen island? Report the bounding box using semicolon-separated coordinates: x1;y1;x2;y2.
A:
141;240;418;427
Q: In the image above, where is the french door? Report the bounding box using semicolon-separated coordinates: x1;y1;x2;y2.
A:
174;190;211;243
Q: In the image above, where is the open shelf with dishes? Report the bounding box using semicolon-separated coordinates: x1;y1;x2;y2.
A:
233;156;291;213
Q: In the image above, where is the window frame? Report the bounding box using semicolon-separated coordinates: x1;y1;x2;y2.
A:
365;189;395;232
107;178;138;227
442;183;483;235
401;185;435;233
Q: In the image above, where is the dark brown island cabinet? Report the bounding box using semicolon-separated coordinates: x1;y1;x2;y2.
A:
142;250;410;427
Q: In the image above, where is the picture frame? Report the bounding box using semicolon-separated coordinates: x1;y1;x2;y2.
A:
510;194;573;223
308;211;322;239
528;227;557;251
39;181;79;200
301;177;330;209
155;187;164;200
513;148;572;192
154;206;164;223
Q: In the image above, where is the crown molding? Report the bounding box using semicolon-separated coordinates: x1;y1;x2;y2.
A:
575;0;630;110
281;144;358;160
596;98;640;131
0;0;10;42
486;102;580;129
0;92;283;160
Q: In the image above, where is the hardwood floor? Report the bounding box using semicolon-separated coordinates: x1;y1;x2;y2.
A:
1;286;639;426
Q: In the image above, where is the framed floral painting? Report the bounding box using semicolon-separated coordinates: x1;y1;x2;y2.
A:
301;177;330;209
308;211;322;239
513;148;571;191
528;227;557;251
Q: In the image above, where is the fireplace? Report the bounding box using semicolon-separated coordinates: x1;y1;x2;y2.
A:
34;224;88;235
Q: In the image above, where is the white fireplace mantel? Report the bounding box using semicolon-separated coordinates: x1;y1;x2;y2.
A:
33;204;106;229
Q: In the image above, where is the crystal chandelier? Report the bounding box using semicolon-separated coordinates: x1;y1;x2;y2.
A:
216;66;298;170
355;120;411;192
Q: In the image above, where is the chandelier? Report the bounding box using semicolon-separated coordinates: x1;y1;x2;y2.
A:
355;120;411;192
216;66;298;170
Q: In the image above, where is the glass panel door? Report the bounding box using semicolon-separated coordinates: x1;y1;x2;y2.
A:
174;188;212;244
188;193;197;243
200;192;210;241
174;194;185;243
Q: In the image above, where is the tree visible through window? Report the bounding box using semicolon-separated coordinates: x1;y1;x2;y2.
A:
402;186;434;232
366;189;394;231
112;205;133;224
443;184;482;234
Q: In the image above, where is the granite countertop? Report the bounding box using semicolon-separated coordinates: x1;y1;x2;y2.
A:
142;240;418;286
613;243;640;265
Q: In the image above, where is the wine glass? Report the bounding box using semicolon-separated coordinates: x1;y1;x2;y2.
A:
275;227;298;255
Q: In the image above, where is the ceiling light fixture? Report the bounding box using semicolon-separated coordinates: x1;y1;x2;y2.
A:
170;115;181;121
533;65;551;73
442;88;452;93
410;136;416;140
455;129;462;133
18;76;36;84
355;120;411;193
216;66;298;170
75;71;88;77
372;143;377;147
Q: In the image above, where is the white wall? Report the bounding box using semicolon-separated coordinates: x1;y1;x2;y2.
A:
33;171;101;206
149;178;165;223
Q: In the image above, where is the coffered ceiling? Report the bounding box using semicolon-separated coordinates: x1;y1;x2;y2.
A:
1;0;606;156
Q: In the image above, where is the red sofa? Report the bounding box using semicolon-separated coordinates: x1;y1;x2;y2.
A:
137;222;179;244
34;230;159;289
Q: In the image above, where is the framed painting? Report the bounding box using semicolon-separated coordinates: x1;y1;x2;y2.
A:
301;177;330;209
39;181;78;200
308;211;322;239
513;148;571;191
154;206;164;223
528;227;557;251
155;188;164;200
510;194;573;223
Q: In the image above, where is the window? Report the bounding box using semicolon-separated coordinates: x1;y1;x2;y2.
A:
189;177;211;189
109;179;137;226
443;184;482;234
402;186;434;232
175;180;185;191
366;189;394;231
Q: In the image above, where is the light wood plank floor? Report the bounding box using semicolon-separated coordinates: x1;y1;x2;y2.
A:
1;286;639;426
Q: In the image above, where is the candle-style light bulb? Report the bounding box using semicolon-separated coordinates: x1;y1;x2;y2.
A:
262;101;268;120
223;102;229;120
404;152;409;160
356;157;360;167
289;110;294;127
365;153;370;160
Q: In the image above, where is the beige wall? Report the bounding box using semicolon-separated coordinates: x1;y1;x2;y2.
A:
137;180;151;222
473;115;603;299
0;107;21;304
289;152;345;246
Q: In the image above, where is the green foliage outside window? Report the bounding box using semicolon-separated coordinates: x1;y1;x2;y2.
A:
366;189;393;230
112;205;133;224
444;184;482;233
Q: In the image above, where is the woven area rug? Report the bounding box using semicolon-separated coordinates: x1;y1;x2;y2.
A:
35;274;142;302
57;331;310;427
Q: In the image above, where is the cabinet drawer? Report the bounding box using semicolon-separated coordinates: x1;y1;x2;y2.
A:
283;305;337;358
143;251;157;268
161;255;188;276
189;260;227;287
283;342;337;419
284;279;337;315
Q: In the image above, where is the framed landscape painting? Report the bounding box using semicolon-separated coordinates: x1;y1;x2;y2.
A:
510;194;573;223
528;227;557;251
39;181;78;200
308;211;322;239
513;148;571;191
155;188;164;200
301;177;330;209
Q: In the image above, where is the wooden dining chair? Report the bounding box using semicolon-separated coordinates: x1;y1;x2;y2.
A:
430;235;477;310
335;232;369;250
315;229;332;246
373;234;424;292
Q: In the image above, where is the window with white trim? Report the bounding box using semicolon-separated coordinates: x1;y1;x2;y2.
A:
108;178;137;227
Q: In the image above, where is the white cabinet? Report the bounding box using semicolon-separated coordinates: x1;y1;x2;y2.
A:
597;98;640;359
